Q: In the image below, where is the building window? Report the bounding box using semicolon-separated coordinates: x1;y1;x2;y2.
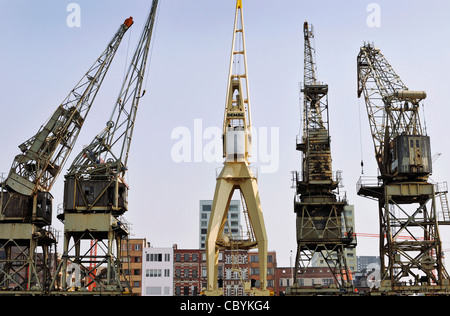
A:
164;269;170;277
147;253;162;262
323;278;334;286
146;269;161;277
184;254;189;262
176;254;181;262
165;253;170;262
146;287;162;295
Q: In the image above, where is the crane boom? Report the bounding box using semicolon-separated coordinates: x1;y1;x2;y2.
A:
297;22;333;190
5;17;133;197
222;0;252;163
67;3;157;179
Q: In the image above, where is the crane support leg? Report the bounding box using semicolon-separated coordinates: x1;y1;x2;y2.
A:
205;177;233;295
240;176;268;292
205;163;269;296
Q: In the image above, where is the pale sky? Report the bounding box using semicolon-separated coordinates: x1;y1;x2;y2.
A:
1;0;450;267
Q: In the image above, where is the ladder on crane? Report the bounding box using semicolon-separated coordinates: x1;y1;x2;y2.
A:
435;182;450;222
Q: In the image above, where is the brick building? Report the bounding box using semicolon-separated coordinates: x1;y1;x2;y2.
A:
247;250;276;294
120;238;146;295
173;246;276;296
275;267;294;296
173;246;204;296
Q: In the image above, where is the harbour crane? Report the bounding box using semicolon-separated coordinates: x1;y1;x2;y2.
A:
204;0;270;296
357;43;450;295
0;17;133;293
53;0;159;294
288;22;355;296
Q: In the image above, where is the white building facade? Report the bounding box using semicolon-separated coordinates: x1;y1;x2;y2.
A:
141;246;174;296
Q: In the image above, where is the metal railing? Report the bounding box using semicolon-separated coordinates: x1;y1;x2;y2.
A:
356;176;382;192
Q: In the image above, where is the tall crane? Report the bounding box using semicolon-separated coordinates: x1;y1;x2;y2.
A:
288;22;355;296
53;0;159;294
0;17;133;293
204;0;270;296
357;43;450;295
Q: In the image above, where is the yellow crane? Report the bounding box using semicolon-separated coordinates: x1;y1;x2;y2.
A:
204;0;269;296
